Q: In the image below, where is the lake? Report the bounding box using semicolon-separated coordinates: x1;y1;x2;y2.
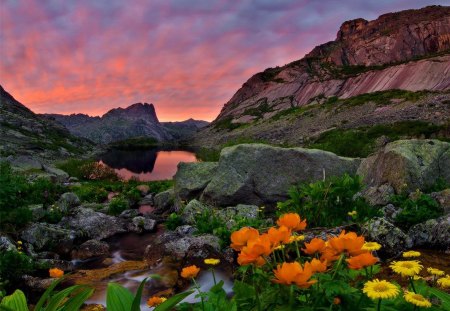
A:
98;148;198;181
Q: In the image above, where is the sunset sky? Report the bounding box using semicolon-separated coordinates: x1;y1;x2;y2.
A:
1;1;447;121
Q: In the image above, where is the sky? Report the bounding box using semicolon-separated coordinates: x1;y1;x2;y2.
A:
1;0;448;121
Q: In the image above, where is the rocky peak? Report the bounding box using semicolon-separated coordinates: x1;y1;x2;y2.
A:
336;18;368;40
103;102;159;123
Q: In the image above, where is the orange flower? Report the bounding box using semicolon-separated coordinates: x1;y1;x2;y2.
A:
302;238;326;255
277;213;307;231
237;234;272;266
309;258;327;273
181;265;200;279
147;296;167;307
273;262;316;288
237;251;266;266
320;246;340;262
346;252;378;270
333;297;341;305
49;268;64;278
230;227;260;251
267;226;291;246
328;231;365;256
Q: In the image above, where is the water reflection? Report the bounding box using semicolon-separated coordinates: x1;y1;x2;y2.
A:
98;148;198;181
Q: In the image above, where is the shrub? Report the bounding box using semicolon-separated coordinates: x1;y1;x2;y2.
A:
165;213;183;230
56;159;118;181
0;250;35;293
391;193;442;229
73;184;108;203
108;196;128;215
277;174;379;227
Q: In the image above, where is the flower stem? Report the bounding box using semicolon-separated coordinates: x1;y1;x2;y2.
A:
332;254;345;280
294;240;301;261
409;277;417;293
377;298;381;311
192;278;205;311
210;268;217;285
289;284;295;310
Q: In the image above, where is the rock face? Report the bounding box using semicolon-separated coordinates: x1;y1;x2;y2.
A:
21;223;75;253
408;215;450;249
200;144;360;206
57;192;81;213
72;240;110;260
174;162;219;200
192;6;450;148
358;140;450;193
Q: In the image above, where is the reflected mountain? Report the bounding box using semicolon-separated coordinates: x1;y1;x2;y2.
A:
99;148;158;173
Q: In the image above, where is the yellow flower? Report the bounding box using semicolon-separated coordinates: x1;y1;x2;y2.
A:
390;261;423;277
404;291;432;308
437;275;450;288
427;267;445;277
362;242;382;252
347;210;357;217
402;251;421;258
147;296;167;307
363;279;399;300
274;245;285;250
17;241;23;245
289;235;305;243
204;258;220;266
413;275;423;280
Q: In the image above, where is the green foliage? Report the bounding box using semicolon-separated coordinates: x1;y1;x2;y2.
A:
309;121;448;157
165;213;183;230
242;100;274;120
56;159;118;181
277;174;379;227
107;137;159;150
108;196;129;215
195;148;221;162
125;188;142;205
73;183;109;203
0;251;35;294
423;177;450;193
391;193;442;229
55;159;92;180
212;116;246;131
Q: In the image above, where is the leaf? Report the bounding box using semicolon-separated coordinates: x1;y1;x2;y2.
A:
0;290;29;311
34;277;64;310
131;278;148;311
154;290;194;311
106;282;134;311
429;288;450;311
60;287;94;311
45;285;92;311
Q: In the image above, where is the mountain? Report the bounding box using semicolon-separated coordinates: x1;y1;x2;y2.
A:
45;105;209;144
193;6;450;149
0;85;94;160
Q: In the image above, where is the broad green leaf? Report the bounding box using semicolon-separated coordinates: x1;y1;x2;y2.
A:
154;290;194;311
34;277;64;310
60;286;94;311
429;288;450;311
45;285;88;311
131;278;148;311
106;283;134;311
0;290;29;311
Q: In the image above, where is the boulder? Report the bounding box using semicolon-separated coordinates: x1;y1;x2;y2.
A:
28;204;46;221
358;140;450;194
163;234;221;260
42;165;69;182
361;184;395;206
408;215;450;249
174;225;197;236
0;235;17;252
127;216;156;233
430;189;450;214
72;240;110;260
362;217;413;258
119;209;140;219
59;207;126;240
201;144;360;207
216;204;260;229
22;275;54;291
7;155;42;170
139;194;154;206
57;192;80;213
174;162;219;200
181;199;210;224
21;223;75;254
381;204;403;222
153;189;175;213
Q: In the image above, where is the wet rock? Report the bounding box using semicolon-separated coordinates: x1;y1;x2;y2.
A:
201;144;360;207
21;223;75;253
358;140;450;193
181;199;209;224
57;192;80;213
28;204;46;221
119;209;140;219
361;184;395;206
59;207;126;240
72;240;110;260
362;217;412;258
430;189;450;214
154;189;175;213
165;234;221;260
0;235;17;252
139;194;154;205
174;162;219;200
136;184;150;195
408;215;450;249
127;216;156;234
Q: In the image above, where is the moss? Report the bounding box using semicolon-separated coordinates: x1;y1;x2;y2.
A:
212;116;246;131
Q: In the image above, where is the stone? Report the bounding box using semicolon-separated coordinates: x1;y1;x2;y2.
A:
21;223;75;254
153;189;175;213
136;184;150;195
362;217;413;258
127;216;156;233
28;204;46;221
358;140;450;194
7;155;42;170
37;259;75;271
57;192;81;213
163;234;221;260
72;240;110;260
408;215;450;249
201;144;360;207
181;199;210;224
0;235;17;252
361;184;395;206
381;204;403;222
119;209;140;219
22;275;54;291
216;204;260;229
68;176;79;182
139;194;154;205
430;189;450;214
174;225;197;236
59;207;126;240
174;162;219;200
42;165;69;183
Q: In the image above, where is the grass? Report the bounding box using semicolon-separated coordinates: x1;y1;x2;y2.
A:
212;116;247;131
308;121;449;157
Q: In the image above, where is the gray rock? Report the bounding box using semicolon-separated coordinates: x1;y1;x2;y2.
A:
119;209;140;219
164;234;221;260
381;204;403;222
0;235;17;252
430;189;450;214
201;144;360;207
21;223;75;253
358;140;450;194
139;194;154;206
174;225;197;236
154;189;175;212
57;192;80;213
22;275;54;291
28;204;46;221
72;239;110;260
361;184;395;206
7;155;42;170
59;207;126;240
362;217;413;258
68;176;79;182
408;215;450;249
43;165;69;183
217;204;260;229
181;199;209;224
174;162;219;200
127;216;156;233
37;259;75;271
